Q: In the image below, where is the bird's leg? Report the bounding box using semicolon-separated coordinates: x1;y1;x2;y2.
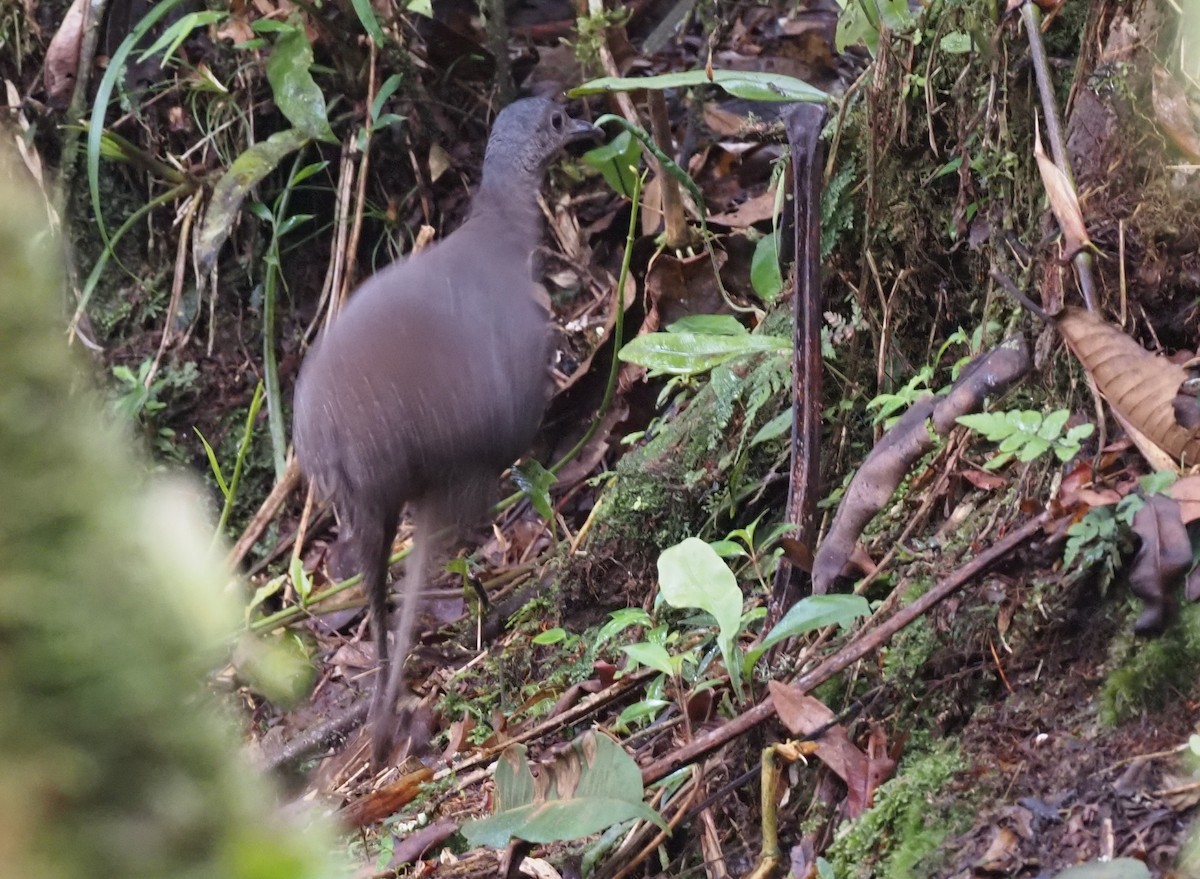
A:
355;507;398;769
371;503;436;769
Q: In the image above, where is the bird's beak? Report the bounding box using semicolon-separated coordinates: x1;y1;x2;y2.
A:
565;118;604;147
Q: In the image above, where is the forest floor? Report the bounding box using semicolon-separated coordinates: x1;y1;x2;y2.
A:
9;0;1200;875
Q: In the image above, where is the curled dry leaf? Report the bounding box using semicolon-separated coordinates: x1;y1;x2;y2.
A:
1057;307;1200;466
1151;66;1200;162
43;0;88;106
1034;120;1092;258
1129;493;1191;636
811;336;1031;594
1165;475;1200;524
768;682;874;817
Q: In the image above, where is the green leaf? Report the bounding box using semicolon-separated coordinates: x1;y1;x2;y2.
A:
512;459;555;521
1050;858;1151;879
745;594;869;670
349;0;385;43
266;26;336;142
595;608;654;647
619;331;790;376
657;537;745;700
533;627;567;645
666;314;747;336
751;232;784;302
571;69;829;104
1016;436;1051;462
460;734;667;847
708;539;748;559
622;642;676;677
582;130;641;198
938;31;974;54
956;412;1014;440
88;0;191;245
751;408;792;447
194;428;229;498
196;128;312;272
136;10;226;64
370;74;405;124
614;698;670;730
1038;409;1070;439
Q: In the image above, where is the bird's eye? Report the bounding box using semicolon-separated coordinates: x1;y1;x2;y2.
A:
551;112;564;131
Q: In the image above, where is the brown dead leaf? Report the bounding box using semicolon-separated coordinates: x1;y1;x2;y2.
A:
643;248;729;328
1152;66;1200;161
1129;493;1191;635
1157;770;1200;811
44;0;88;106
709;190;778;228
769;682;873;817
1057;307;1200;466
1166;476;1200;524
1034;120;1092;258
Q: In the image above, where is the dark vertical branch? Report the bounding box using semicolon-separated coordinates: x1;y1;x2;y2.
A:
769;101;829;623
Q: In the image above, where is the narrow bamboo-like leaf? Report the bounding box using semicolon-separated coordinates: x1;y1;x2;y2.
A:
349;0;385;44
136;10;226;64
88;0;190;243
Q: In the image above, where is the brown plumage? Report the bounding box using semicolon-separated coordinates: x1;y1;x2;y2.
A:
293;98;597;766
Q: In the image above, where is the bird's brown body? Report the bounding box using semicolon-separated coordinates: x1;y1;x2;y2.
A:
293;98;597;765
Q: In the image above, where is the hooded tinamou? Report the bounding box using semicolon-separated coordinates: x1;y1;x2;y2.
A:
293;98;598;766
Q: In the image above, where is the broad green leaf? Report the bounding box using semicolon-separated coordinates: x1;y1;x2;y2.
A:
1011;410;1043;434
533;627;567;645
1038;408;1071;439
583;130;640;198
266;26;336;142
836;0;916;55
622;642;676;677
751;231;784;302
666;314;747;336
1051;858;1151;879
571;69;829;104
956;412;1015;440
751;407;793;447
196;128;312;272
619;331;790;376
657;537;745;699
615;698;671;730
708;539;748;558
595;608;654;647
461;734;666;847
939;32;974;54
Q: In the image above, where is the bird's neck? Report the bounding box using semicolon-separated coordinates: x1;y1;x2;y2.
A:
469;165;544;245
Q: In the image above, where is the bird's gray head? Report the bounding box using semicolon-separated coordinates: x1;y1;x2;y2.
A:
482;97;599;184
